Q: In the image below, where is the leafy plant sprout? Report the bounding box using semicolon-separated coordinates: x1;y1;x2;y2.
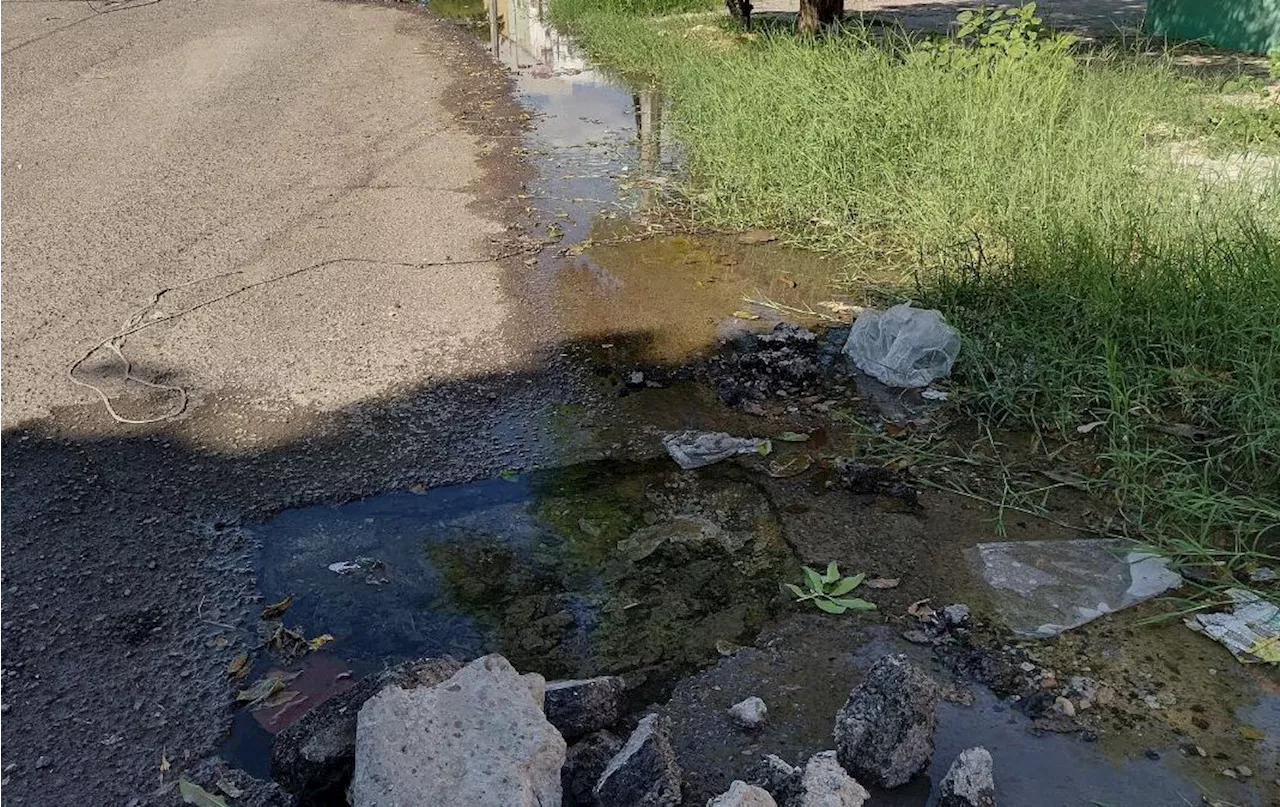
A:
786;562;878;614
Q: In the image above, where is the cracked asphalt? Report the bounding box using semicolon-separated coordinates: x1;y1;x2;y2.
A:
0;0;566;802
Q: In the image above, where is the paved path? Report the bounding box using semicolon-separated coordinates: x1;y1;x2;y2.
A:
2;0;526;430
1;2;547;803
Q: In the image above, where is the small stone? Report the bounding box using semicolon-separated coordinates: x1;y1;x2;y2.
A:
1236;765;1252;778
1248;567;1277;583
545;676;626;741
941;604;972;627
34;756;50;770
1220;768;1238;779
1144;749;1160;761
834;654;939;788
794;751;868;807
707;780;777;807
727;697;768;730
1141;694;1161;710
938;747;996;807
628;371;646;386
1053;697;1076;717
594;714;682;807
1019;662;1037;673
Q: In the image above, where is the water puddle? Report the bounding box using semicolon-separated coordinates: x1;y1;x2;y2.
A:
223;3;1280;803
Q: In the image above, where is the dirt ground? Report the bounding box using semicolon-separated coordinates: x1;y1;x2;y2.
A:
751;0;1147;34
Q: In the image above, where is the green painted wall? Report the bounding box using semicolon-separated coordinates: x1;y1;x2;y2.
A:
1145;0;1280;54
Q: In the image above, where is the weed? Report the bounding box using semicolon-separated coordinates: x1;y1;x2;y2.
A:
785;562;877;614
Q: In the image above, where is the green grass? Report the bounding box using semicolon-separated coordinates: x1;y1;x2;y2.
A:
550;1;1280;591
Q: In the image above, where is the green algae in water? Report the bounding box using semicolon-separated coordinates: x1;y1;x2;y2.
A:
429;461;795;681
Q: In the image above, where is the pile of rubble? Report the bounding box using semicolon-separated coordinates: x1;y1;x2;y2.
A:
191;650;998;806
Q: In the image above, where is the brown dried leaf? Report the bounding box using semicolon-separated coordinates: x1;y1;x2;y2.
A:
865;577;901;589
226;654;250;680
907;598;935;620
260;595;294;621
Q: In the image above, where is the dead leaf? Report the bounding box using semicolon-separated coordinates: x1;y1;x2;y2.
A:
767;454;814;478
160;752;171;773
1239;724;1265;741
883;422;909;438
731;310;760;321
226;654;250;680
307;633;336;651
907;598;935;620
1076;420;1106;434
215;779;244;799
818;300;862;317
260;595;294;620
1041;470;1090;490
774;431;810;442
255;689;305;711
236;675;284;707
737;229;778;245
179;778;229;807
866;578;901;589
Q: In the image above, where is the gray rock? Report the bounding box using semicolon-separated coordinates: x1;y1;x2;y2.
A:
270;656;463;798
833;654;939;788
351;654;565;807
795;751;869;807
939;747;996;807
708;780;778;807
727;696;768;729
546;676;626;741
595;714;682;807
747;755;800;804
942;603;972;627
563;730;624;807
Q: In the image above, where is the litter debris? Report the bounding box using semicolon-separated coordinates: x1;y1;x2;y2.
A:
662;431;772;470
732;310;761;321
327;557;384;575
774;431;810;442
215;779;244;799
967;539;1182;638
767;454;813;478
307;633;336;651
1249;567;1277;583
1185;588;1280;664
179;778;229;807
1076;420;1106;434
843;303;960;388
920;388;949;402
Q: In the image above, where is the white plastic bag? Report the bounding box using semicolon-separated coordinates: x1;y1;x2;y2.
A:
842;303;960;388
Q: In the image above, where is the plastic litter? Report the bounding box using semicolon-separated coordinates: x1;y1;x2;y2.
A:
967;539;1182;638
1185;588;1280;664
843;303;961;388
662;431;772;470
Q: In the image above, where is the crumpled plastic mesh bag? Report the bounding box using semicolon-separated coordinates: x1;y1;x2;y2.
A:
842;303;960;388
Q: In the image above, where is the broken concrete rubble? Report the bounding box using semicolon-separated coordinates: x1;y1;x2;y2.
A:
708;780;778;807
594;713;683;807
546;676;626;741
938;746;996;807
563;730;625;807
350;654;565;807
833;654;939;788
270;656;463;799
727;696;768;729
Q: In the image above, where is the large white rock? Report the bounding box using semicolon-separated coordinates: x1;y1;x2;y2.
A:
351;654;566;807
796;751;869;807
708;780;777;807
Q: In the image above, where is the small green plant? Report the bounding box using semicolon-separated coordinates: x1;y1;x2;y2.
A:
910;3;1075;70
785;562;877;614
1268;48;1280;80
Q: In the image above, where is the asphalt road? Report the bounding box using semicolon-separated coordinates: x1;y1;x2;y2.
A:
0;1;562;803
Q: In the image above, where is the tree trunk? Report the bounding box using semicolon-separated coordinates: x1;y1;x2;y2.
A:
725;0;753;29
798;0;842;34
